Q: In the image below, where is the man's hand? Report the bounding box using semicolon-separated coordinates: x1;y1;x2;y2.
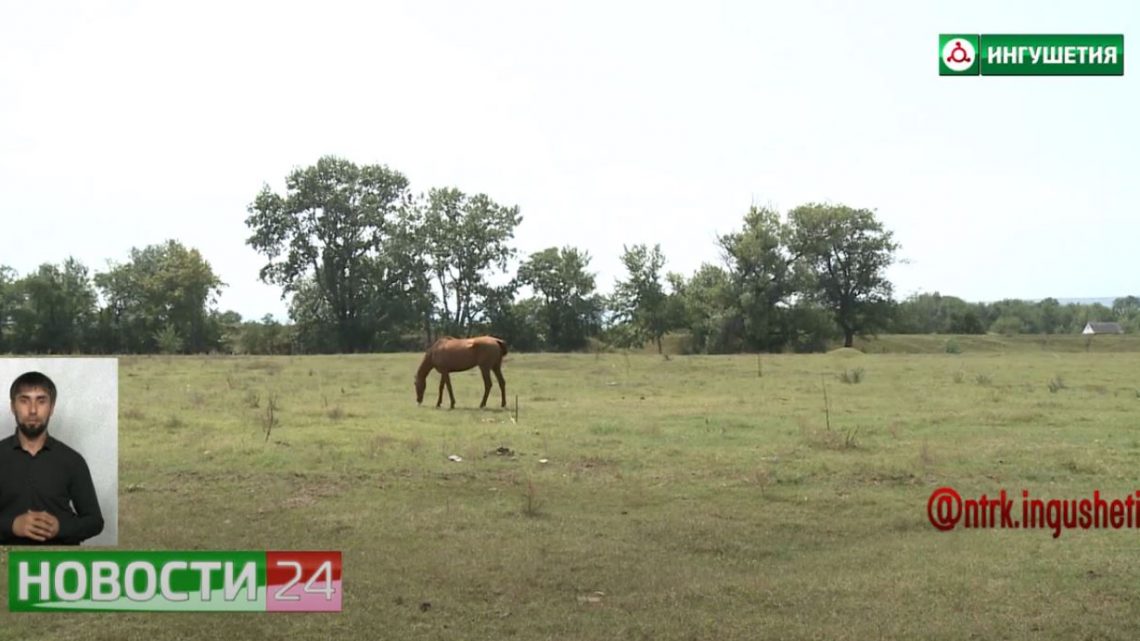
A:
12;511;59;542
34;511;60;539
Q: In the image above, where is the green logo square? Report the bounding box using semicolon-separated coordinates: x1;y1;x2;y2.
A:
940;34;980;75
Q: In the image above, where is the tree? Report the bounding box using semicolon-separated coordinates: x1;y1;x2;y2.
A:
238;314;294;355
987;299;1041;334
516;246;603;351
478;283;544;353
213;310;244;353
286;274;342;353
94;241;224;353
7;259;98;354
668;264;738;353
1076;303;1114;329
991;314;1024;336
154;324;184;354
785;302;841;352
1038;297;1061;334
1113;296;1140;332
948;305;986;334
245;156;423;353
0;266;21;352
787;203;899;347
421;187;522;337
611;243;675;353
716;206;800;351
891;292;985;334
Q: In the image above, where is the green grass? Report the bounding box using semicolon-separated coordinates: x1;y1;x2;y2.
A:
853;333;1140;354
4;349;1140;639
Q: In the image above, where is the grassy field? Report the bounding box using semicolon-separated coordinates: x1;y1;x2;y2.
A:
4;339;1140;639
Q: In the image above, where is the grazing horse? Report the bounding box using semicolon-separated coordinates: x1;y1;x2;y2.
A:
415;335;508;409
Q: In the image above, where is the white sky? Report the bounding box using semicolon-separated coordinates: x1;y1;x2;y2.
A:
1;0;1135;321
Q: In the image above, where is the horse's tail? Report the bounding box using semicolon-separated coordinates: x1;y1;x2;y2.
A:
494;338;508;357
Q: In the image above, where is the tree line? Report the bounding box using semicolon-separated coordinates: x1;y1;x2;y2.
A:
1;156;1135;355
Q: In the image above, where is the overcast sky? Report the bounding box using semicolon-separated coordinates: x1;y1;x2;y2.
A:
1;0;1135;321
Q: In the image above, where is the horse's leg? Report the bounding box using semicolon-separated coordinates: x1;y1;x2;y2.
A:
436;373;445;408
479;366;492;409
493;365;507;408
445;372;456;409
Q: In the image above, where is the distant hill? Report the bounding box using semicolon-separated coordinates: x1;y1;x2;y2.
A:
1054;297;1120;307
639;332;1140;355
852;333;1140;354
968;297;1127;307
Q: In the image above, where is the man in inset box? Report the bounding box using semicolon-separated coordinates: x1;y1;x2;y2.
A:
0;371;104;545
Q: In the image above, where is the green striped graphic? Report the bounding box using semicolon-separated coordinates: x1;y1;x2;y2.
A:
9;551;266;612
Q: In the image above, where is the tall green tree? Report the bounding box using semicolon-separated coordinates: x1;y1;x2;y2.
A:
1113;296;1140;332
0;266;18;352
516;246;603;351
1038;297;1061;334
668;264;737;353
478;283;544;352
8;259;97;353
611;243;675;353
94;241;224;353
286;274;343;353
421;187;522;337
245;156;424;353
716;205;799;351
787;203;899;347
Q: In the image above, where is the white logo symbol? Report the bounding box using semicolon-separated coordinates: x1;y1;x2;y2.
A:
942;38;976;72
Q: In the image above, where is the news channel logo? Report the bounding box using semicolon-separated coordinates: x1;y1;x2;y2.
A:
940;34;1123;76
9;550;342;612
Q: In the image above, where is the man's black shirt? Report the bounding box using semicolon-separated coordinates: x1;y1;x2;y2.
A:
0;431;104;545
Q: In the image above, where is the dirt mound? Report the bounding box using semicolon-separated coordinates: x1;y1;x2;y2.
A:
827;347;864;357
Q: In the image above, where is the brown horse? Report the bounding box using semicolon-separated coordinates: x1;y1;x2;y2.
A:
415;335;508;409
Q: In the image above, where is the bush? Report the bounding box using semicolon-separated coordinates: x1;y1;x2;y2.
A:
990;315;1024;336
154;325;184;355
1047;375;1066;393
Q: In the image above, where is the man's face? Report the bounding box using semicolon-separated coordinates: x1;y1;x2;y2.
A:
11;385;53;439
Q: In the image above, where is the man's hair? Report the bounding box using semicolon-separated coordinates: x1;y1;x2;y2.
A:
10;371;57;406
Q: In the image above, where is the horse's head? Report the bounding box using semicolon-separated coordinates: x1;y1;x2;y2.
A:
414;376;426;404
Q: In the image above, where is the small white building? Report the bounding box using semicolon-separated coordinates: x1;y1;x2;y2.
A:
1082;321;1124;335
